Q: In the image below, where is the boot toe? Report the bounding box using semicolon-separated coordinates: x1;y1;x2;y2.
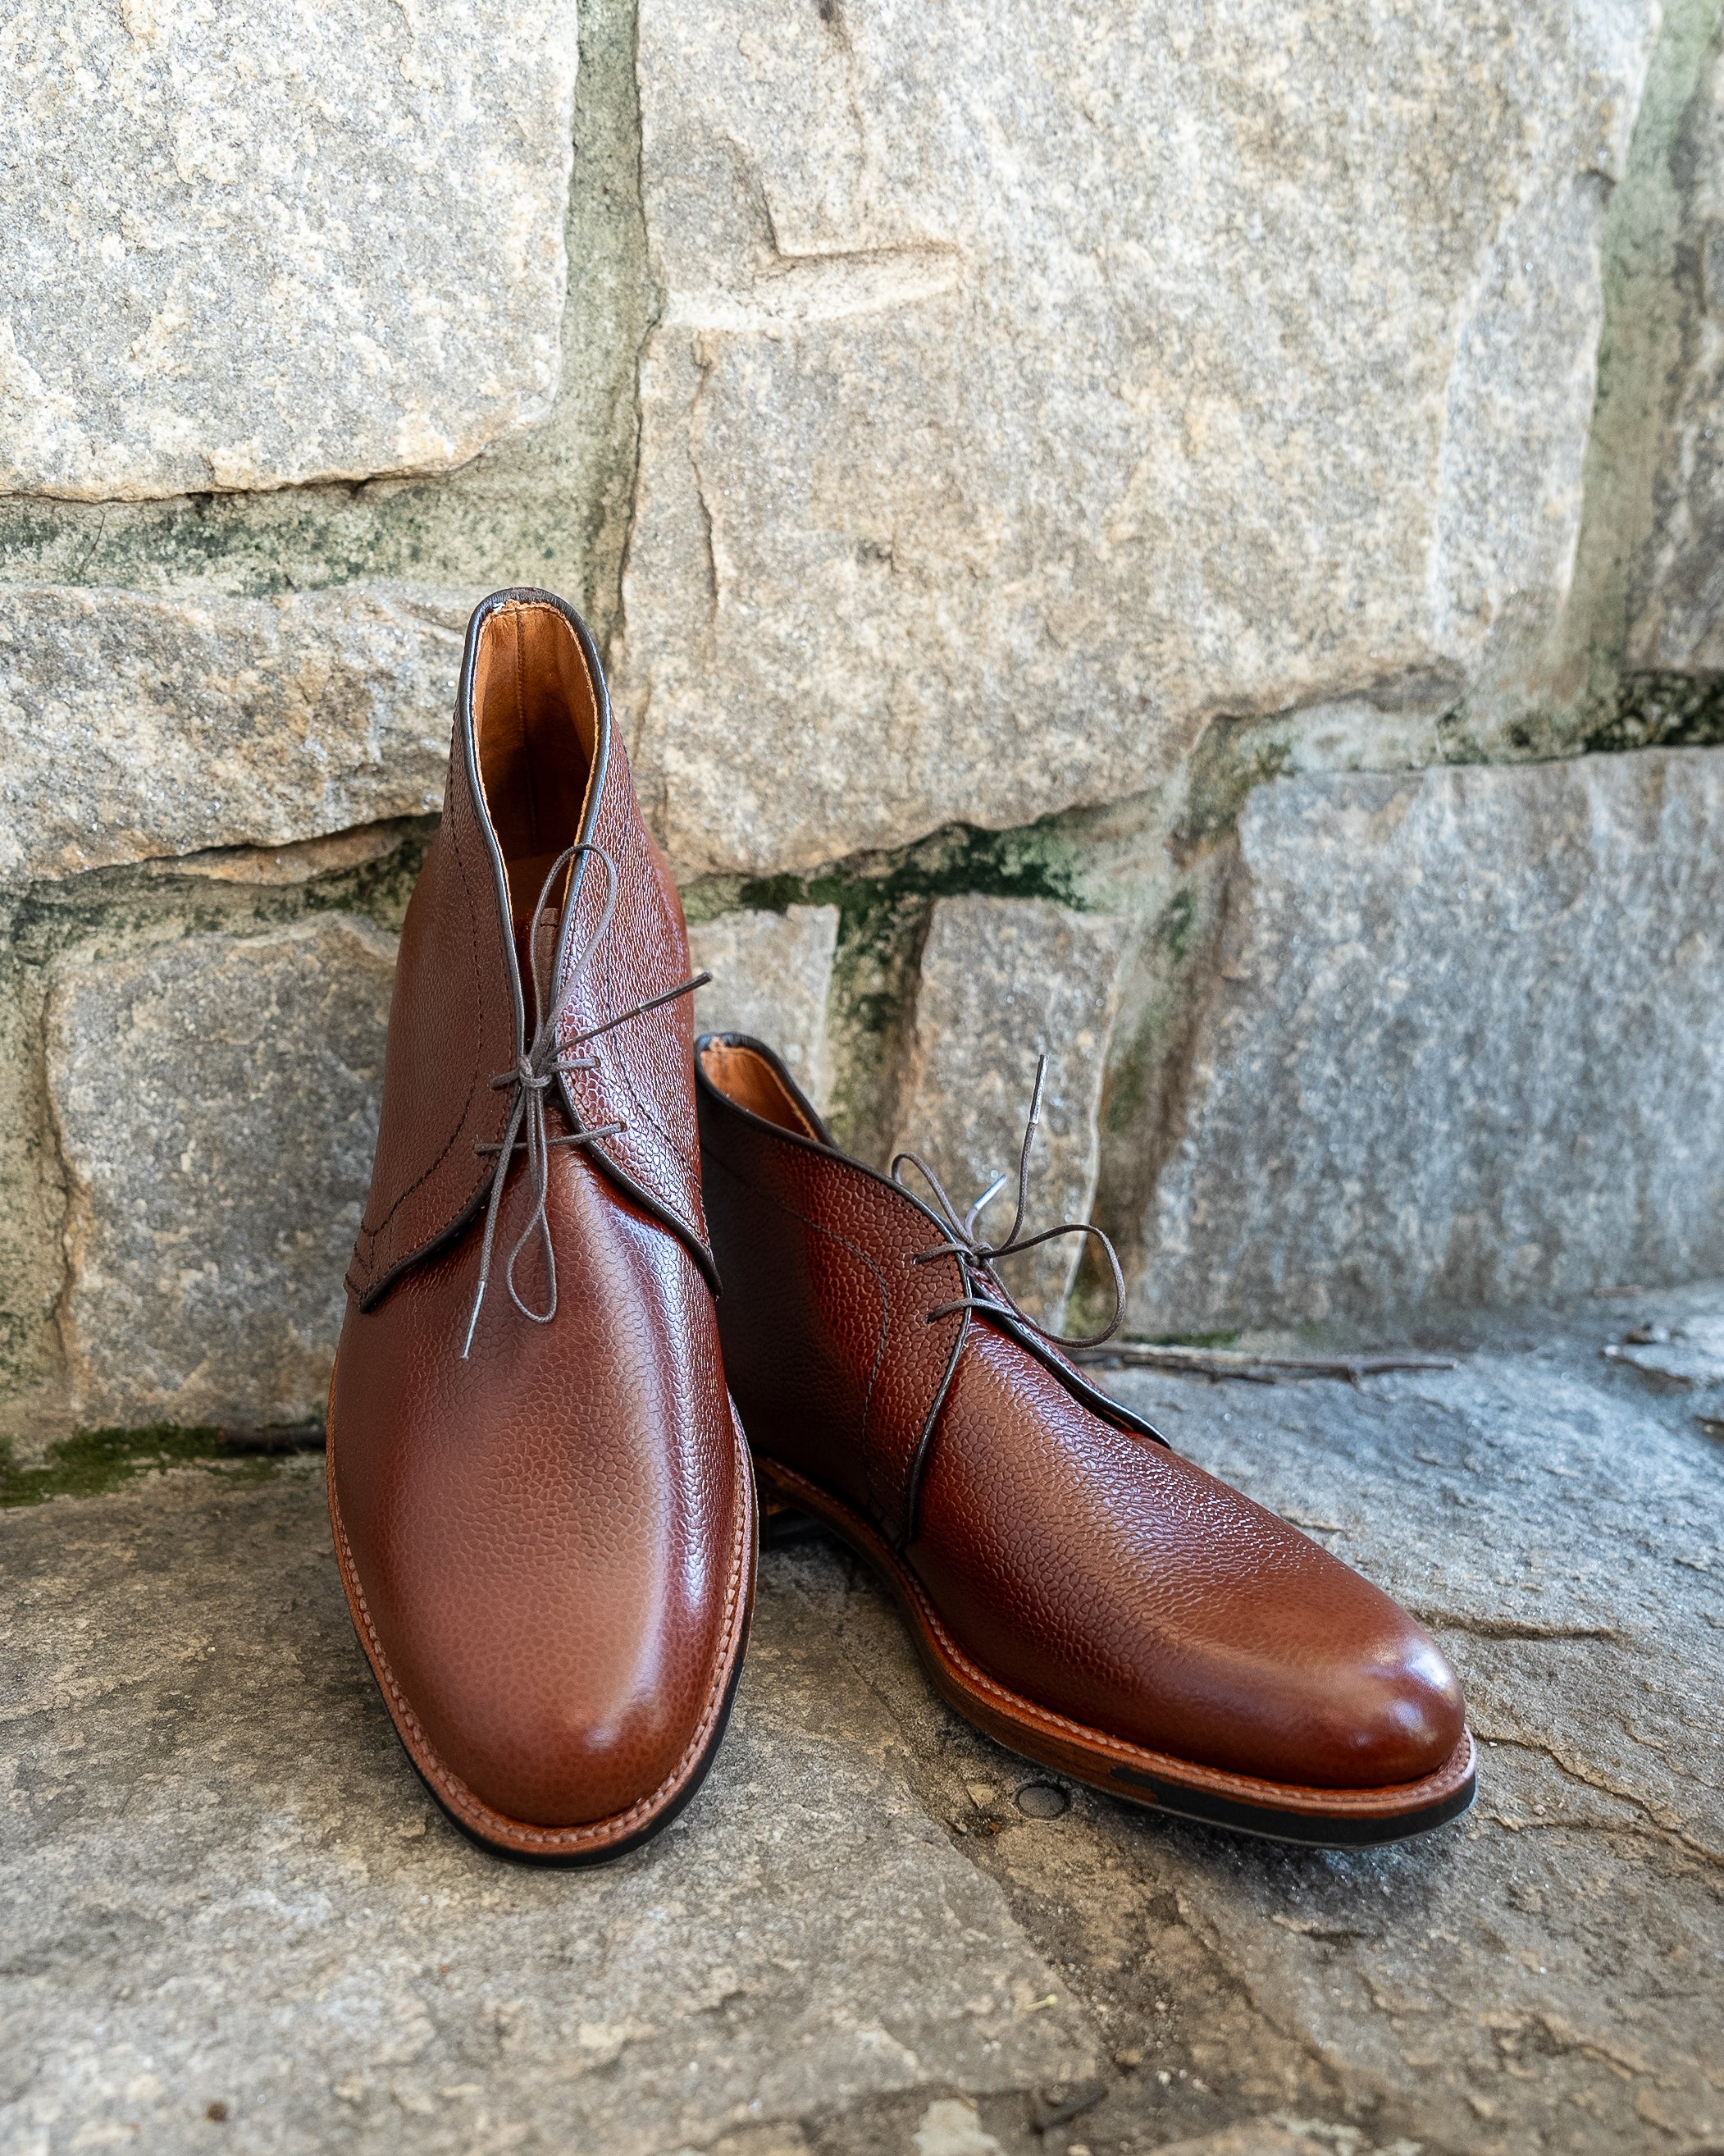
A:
330;1200;751;1847
405;1620;722;1831
1270;1615;1466;1789
911;1331;1470;1795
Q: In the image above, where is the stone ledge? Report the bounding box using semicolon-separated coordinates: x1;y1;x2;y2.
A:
0;582;472;883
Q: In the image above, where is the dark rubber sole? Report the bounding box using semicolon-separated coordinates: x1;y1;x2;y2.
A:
755;1456;1476;1849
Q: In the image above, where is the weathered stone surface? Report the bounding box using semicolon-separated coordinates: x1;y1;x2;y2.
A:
1119;747;1724;1335
0;584;469;881
3;1286;1720;2153
896;899;1126;1330
689;904;840;1108
615;0;1657;875
1;0;577;500
1094;1287;1724;2154
140;820;423;888
1627;16;1724;674
0;0;649;651
45;915;396;1425
1152;2132;1327;2156
0;1478;1096;2156
1603;1311;1724;1386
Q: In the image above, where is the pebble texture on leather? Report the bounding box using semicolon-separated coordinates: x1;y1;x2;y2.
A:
698;1098;970;1541
553;744;712;1268
696;1042;1464;1794
331;592;750;1847
912;1326;1462;1787
335;1147;743;1827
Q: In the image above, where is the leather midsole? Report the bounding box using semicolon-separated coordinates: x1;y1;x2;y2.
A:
755;1452;1476;1823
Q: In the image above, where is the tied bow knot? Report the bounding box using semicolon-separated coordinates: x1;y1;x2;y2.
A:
458;842;709;1359
892;1053;1124;1352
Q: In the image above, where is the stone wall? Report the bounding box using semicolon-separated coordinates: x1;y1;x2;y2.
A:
4;0;1724;1439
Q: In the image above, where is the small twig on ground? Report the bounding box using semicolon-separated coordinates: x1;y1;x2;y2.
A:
1066;1342;1460;1385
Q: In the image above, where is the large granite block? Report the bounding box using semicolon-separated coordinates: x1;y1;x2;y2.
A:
1122;747;1724;1332
46;916;396;1424
689;904;840;1108
895;898;1127;1332
1;0;578;499
0;583;468;881
615;0;1656;875
1627;20;1724;675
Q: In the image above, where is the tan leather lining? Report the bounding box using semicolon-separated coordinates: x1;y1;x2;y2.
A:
472;601;600;925
701;1040;823;1139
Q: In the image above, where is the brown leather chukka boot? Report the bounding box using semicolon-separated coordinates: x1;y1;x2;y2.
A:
329;589;755;1861
695;1032;1472;1847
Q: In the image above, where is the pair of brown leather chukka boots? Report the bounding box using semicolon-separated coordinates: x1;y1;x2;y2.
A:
329;588;1475;1861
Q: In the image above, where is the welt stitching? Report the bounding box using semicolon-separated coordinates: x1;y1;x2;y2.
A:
760;1461;1475;1816
328;1414;751;1851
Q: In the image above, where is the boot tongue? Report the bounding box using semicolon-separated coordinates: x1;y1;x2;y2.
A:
512;903;565;1033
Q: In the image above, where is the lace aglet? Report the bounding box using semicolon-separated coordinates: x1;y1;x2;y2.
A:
1027;1053;1049;1131
459;1279;486;1360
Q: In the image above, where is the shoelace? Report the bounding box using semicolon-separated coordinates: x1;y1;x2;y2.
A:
892;1053;1125;1351
459;841;709;1359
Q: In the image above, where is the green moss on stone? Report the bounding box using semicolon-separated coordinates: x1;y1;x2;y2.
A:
1157;886;1198;962
700;813;1089;957
1178;724;1293;850
1585;670;1724;753
696;815;1093;1158
0;1424;308;1508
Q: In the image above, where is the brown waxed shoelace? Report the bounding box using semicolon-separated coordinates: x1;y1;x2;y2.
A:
458;841;709;1359
892;1053;1126;1352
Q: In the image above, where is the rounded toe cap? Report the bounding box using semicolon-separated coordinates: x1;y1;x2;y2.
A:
422;1650;723;1833
364;1482;752;1835
1098;1539;1471;1792
331;1381;752;1843
1281;1616;1466;1789
910;1349;1471;1797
